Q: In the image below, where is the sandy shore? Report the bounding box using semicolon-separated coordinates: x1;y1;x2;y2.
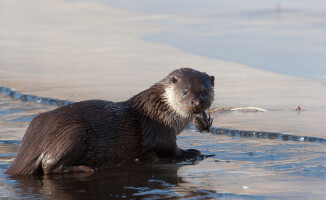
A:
1;0;326;138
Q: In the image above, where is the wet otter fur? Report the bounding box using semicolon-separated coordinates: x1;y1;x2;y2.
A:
6;68;215;175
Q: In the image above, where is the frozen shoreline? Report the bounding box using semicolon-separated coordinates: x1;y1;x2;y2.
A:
2;85;326;142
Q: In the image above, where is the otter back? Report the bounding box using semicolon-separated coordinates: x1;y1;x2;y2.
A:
6;100;142;175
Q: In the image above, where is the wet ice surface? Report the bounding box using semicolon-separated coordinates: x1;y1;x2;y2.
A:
0;95;326;199
178;132;326;199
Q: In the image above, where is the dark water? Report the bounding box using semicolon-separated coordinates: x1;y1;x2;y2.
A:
0;92;326;199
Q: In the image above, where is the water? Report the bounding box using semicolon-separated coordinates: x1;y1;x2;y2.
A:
0;93;326;199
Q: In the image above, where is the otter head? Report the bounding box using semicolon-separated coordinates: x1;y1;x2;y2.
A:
164;68;215;118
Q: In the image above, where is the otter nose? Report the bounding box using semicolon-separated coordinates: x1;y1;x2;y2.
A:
189;99;201;107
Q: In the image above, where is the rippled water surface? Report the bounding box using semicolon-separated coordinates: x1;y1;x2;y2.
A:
0;94;326;199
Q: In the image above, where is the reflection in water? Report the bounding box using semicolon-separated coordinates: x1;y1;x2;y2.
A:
6;163;184;199
1;149;269;200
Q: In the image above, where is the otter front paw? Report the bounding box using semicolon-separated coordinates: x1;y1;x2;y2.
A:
177;148;201;159
193;111;214;133
184;149;201;158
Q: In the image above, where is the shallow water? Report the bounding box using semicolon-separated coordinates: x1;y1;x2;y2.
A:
0;94;326;199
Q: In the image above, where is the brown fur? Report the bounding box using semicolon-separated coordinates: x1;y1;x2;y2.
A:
6;68;214;175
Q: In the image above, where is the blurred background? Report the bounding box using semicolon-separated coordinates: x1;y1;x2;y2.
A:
83;0;326;82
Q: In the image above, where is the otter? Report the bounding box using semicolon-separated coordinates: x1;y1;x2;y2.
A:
6;68;215;175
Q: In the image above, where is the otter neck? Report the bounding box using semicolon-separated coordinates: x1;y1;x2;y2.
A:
129;84;192;131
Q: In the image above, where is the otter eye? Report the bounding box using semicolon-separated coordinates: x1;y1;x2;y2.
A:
182;90;189;96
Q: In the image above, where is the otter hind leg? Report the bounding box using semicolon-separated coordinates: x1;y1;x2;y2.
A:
42;158;96;174
40;126;91;174
40;141;88;174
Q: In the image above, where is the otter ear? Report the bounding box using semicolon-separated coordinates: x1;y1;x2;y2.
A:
170;76;179;84
210;76;215;86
